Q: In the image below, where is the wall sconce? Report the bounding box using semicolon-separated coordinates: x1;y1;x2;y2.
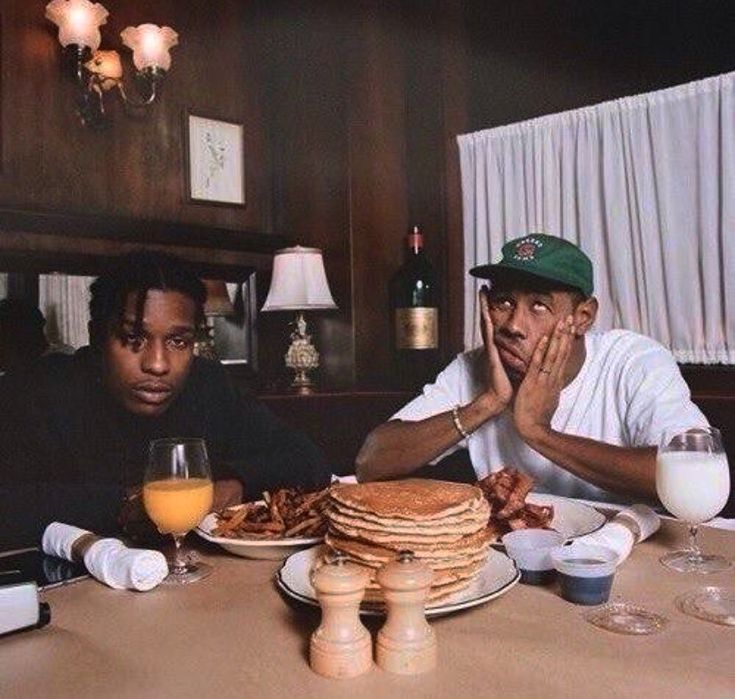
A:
261;247;337;393
45;0;178;128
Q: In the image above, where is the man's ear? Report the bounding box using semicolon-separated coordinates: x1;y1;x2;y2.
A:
573;296;598;336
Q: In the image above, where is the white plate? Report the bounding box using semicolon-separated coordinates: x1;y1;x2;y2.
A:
525;493;606;539
195;511;322;560
277;545;520;617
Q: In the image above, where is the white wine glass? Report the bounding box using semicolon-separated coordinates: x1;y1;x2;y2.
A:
143;438;214;585
656;427;731;574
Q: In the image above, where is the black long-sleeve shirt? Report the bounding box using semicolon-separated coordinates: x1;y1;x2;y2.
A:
0;349;330;549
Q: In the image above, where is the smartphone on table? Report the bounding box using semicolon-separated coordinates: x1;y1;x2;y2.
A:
0;548;88;590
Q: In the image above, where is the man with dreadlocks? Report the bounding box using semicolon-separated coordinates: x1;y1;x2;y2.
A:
0;251;330;549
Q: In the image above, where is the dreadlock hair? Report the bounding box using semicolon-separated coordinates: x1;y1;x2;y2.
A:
88;250;206;349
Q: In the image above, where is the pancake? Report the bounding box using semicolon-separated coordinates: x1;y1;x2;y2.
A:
327;499;489;530
328;518;480;544
361;558;485;589
324;479;494;605
329;480;487;521
327;523;495;558
326;532;490;570
327;504;488;536
362;575;474;604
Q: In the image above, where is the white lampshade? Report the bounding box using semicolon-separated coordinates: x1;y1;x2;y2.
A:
45;0;108;51
261;246;337;311
120;24;178;72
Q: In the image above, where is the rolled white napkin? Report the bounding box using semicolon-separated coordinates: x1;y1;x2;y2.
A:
42;522;168;592
568;504;660;565
42;522;90;561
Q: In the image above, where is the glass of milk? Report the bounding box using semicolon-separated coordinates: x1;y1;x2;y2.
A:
656;427;731;573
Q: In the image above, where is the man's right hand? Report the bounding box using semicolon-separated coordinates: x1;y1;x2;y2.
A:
118;487;165;546
478;286;513;416
355;288;512;483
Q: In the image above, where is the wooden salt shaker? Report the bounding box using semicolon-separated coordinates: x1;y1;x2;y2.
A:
376;550;436;674
310;551;373;679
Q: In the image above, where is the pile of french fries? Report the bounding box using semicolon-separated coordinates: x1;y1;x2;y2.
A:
477;468;554;536
213;487;330;539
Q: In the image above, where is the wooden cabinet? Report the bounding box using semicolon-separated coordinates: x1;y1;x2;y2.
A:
259;389;413;476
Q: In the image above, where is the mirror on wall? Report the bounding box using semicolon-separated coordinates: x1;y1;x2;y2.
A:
0;271;257;366
39;272;94;350
200;277;257;365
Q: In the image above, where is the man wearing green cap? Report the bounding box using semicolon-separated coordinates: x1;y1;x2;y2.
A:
357;234;707;502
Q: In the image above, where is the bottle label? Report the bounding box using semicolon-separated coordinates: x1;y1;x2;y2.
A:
395;308;438;350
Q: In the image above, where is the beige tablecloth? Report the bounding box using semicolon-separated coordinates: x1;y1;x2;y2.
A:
1;520;734;699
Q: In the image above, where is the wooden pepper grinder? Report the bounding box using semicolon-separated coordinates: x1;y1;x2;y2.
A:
376;550;436;674
310;551;373;679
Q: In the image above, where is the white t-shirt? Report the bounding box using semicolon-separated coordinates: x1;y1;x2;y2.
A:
392;330;708;502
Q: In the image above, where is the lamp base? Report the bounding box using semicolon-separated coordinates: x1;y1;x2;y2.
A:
290;369;316;395
284;312;320;394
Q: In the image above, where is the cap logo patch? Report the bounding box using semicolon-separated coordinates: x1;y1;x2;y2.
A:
512;236;543;262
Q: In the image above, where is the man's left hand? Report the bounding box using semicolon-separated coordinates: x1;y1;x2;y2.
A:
212;478;243;511
513;315;575;440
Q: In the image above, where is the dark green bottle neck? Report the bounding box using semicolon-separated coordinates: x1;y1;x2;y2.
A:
406;228;424;258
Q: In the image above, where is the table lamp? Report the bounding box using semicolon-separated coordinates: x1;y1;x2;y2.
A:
194;279;235;359
261;246;337;392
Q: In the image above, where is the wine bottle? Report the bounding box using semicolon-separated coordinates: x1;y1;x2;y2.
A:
390;226;440;388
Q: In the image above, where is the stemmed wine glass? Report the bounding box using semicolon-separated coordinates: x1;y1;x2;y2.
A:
143;438;214;585
656;427;731;573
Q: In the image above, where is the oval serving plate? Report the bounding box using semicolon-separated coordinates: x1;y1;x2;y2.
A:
196;510;322;561
525;493;606;539
277;545;520;617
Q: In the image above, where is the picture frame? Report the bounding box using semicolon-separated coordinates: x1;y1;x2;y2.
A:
185;112;246;207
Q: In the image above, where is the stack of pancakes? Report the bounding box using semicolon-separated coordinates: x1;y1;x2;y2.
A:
325;479;492;603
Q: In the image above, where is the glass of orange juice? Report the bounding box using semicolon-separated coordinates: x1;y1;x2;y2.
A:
144;437;214;584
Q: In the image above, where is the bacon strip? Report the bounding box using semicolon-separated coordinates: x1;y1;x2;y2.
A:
477;468;555;537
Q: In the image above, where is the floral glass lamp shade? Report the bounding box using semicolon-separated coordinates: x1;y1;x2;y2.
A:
261;246;337;392
120;24;179;73
45;0;179;127
45;0;108;49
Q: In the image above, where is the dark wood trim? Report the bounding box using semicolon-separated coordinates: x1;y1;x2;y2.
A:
680;364;735;397
440;0;469;357
0;248;256;283
0;11;3;176
0;208;284;253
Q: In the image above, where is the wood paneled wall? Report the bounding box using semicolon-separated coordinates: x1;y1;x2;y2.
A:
0;2;270;231
253;0;468;388
2;1;735;390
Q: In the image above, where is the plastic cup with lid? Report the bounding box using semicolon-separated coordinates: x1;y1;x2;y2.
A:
501;529;565;585
551;544;619;605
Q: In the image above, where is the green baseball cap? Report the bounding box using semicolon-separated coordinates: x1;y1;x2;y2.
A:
469;234;594;297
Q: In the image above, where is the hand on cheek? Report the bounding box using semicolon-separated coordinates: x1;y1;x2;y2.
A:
513;316;575;439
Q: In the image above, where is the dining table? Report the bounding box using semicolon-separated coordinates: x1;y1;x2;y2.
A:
1;518;733;699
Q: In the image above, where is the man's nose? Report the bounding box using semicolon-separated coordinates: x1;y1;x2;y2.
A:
498;305;527;338
140;340;170;375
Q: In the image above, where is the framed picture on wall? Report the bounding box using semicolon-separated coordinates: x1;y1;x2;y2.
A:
185;112;246;206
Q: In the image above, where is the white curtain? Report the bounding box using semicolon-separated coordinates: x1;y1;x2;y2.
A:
39;274;94;349
0;274;7;299
458;72;735;364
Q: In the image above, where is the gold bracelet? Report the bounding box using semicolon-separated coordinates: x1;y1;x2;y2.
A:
451;405;471;440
